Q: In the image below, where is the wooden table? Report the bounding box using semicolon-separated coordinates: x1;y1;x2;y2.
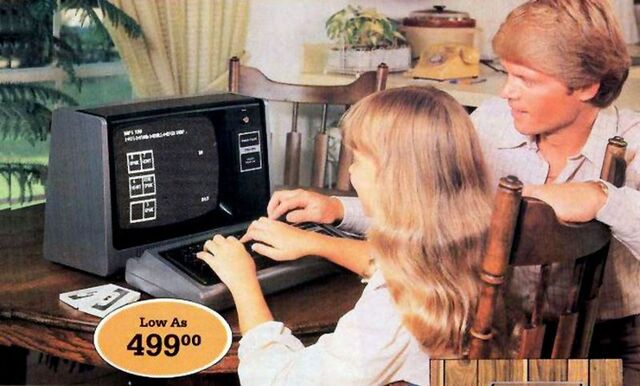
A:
0;206;624;385
0;204;365;379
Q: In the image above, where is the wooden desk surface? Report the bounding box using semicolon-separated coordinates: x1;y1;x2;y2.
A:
0;207;624;384
0;205;365;373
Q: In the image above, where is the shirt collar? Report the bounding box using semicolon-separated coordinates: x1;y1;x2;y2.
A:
365;269;387;292
496;105;619;165
497;127;535;150
580;106;619;166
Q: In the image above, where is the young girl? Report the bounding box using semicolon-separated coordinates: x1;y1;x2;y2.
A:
197;86;493;385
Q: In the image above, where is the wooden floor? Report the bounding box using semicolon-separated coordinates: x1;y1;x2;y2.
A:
429;359;622;386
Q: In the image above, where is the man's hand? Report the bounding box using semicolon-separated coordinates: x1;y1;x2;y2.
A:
522;181;608;223
267;189;344;224
240;217;323;261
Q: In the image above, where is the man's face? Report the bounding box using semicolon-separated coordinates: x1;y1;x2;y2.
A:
499;59;587;136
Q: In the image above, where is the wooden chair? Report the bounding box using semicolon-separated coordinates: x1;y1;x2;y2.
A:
469;136;628;359
228;56;388;190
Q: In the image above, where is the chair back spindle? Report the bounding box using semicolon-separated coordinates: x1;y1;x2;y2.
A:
228;56;388;190
311;104;330;188
469;136;628;359
284;103;301;185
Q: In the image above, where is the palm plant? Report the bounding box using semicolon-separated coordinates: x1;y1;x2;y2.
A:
0;83;77;144
0;0;142;207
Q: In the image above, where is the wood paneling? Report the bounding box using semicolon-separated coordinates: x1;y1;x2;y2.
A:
528;359;568;382
590;359;623;386
567;359;589;385
429;359;622;385
444;360;477;386
478;360;526;384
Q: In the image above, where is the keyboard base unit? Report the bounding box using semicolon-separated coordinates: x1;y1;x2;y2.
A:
125;223;350;310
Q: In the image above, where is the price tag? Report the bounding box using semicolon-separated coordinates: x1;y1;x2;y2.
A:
94;298;232;378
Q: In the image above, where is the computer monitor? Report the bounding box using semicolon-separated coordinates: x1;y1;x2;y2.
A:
44;93;269;276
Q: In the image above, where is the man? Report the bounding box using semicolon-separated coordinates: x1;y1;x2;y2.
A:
248;0;640;383
470;2;639;384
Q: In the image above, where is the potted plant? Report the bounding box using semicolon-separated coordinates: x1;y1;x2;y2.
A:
325;5;411;73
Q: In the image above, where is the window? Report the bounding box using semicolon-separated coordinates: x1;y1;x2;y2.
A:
0;3;135;209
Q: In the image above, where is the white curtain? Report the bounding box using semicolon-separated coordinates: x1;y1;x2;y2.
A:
106;0;250;97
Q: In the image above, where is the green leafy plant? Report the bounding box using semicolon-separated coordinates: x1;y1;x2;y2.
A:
0;0;142;208
0;83;77;144
325;5;406;50
1;0;142;83
0;163;47;206
0;0;142;142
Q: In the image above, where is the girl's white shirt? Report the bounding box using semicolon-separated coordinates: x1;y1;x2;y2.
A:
237;269;430;386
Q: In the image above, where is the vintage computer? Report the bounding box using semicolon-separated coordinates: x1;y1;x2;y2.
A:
43;93;353;309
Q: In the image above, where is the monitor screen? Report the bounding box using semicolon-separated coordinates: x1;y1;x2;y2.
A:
111;116;219;229
106;101;269;250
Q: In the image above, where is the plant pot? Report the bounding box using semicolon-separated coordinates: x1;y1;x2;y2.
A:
326;45;411;74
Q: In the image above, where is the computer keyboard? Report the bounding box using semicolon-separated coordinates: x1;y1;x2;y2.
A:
157;222;337;286
125;221;360;309
158;239;223;286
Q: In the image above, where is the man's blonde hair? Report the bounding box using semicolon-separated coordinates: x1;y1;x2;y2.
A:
493;0;630;107
341;87;493;357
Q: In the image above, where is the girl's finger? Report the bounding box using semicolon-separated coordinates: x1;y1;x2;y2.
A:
203;239;218;255
244;228;272;245
196;251;215;265
267;190;307;219
286;208;316;223
267;190;299;216
250;243;282;260
249;218;268;230
239;231;252;243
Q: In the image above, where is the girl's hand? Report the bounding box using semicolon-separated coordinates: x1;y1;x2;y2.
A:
240;217;320;261
197;234;257;295
267;189;344;224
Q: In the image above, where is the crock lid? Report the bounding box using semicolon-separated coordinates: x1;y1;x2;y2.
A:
403;5;476;28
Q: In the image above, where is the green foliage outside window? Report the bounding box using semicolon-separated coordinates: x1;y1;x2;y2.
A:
0;0;141;209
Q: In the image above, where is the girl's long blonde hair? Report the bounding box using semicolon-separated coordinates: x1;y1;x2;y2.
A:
342;86;492;357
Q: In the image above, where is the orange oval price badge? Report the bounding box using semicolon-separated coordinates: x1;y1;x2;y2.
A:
94;298;232;378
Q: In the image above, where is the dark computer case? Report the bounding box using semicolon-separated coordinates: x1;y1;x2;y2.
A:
43;93;265;276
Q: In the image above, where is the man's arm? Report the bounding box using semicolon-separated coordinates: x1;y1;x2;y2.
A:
334;196;371;234
524;181;640;259
594;183;640;259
